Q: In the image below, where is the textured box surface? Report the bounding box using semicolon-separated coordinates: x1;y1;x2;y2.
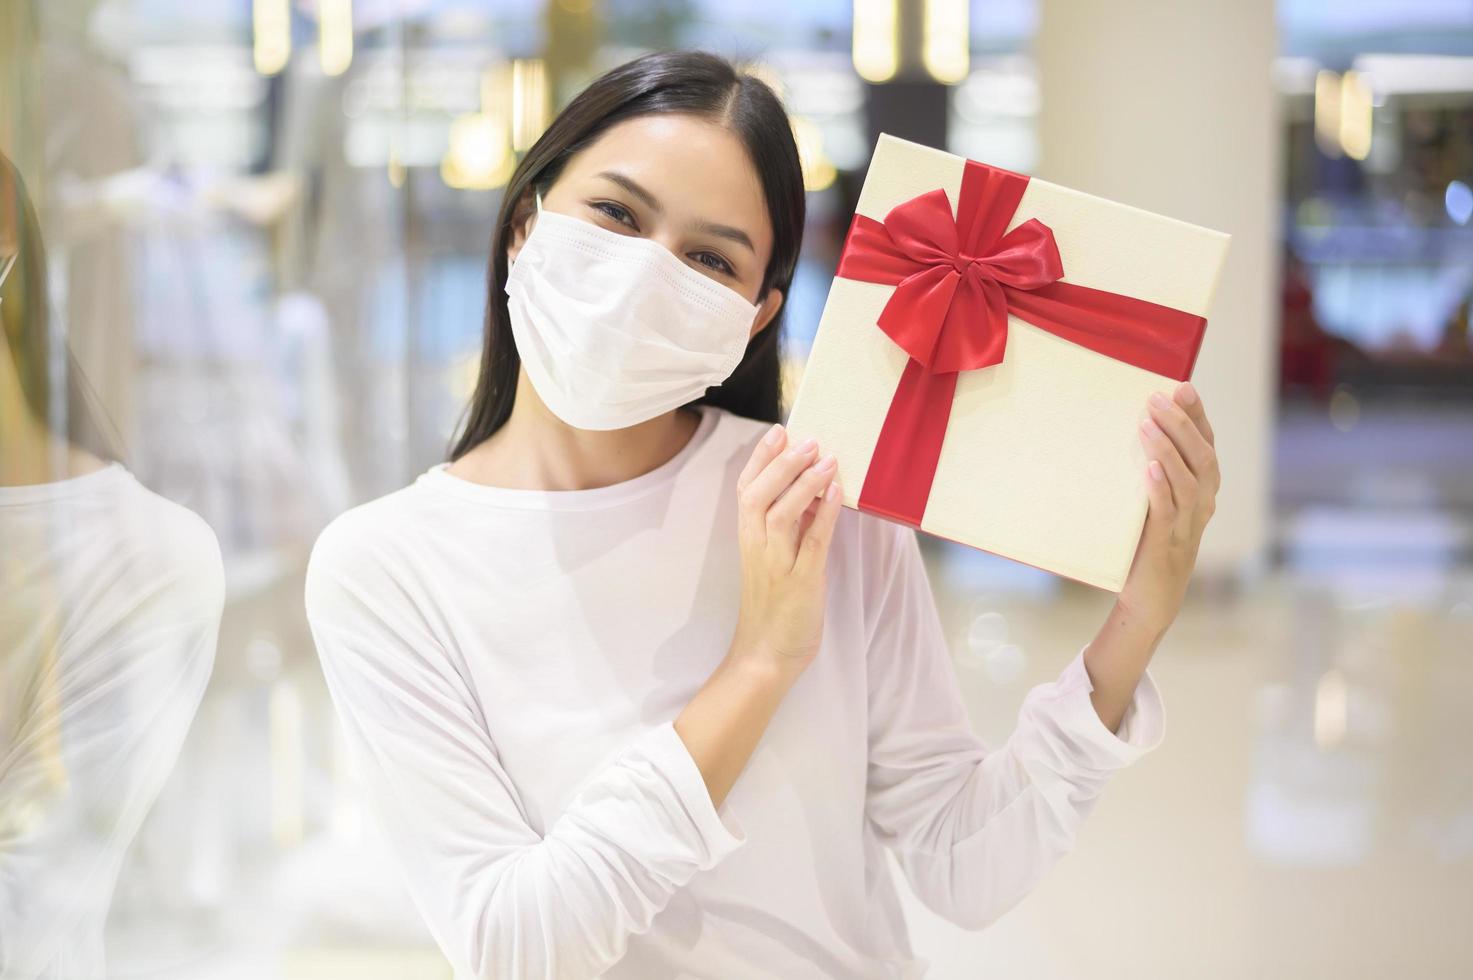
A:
785;133;1231;591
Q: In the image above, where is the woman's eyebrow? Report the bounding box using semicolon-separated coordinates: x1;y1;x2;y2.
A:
692;218;755;254
596;170;663;212
594;169;755;255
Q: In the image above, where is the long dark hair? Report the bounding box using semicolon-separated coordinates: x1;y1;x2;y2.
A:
0;153;124;465
446;49;805;462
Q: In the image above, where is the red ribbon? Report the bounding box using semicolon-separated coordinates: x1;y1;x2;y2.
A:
834;159;1207;528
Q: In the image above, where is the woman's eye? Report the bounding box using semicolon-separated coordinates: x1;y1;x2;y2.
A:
694;252;735;276
591;201;635;227
589;201;733;277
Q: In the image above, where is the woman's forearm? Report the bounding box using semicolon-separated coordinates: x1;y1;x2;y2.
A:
1081;599;1169;735
1089;381;1220;735
674;647;801;811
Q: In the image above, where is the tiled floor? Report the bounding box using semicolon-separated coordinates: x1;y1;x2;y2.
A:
904;542;1473;979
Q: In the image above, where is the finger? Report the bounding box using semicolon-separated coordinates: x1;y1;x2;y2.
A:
770;452;837;523
739;430;816;541
1148;392;1217;488
1139;415;1197;516
767;453;838;557
736;422;788;496
793;477;843;577
1172;382;1215;448
1143;459;1176;529
746;436;819;505
1170;383;1221;496
796;492;822;542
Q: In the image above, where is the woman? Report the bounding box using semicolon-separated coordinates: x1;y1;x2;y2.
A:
1;152;223;978
304;50;1219;979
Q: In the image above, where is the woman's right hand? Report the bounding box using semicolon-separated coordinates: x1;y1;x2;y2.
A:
730;422;844;674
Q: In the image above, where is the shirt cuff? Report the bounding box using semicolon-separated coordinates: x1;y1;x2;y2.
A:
632;719;749;869
1043;645;1167;769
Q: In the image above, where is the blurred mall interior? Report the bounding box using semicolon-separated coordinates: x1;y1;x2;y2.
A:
1;0;1471;978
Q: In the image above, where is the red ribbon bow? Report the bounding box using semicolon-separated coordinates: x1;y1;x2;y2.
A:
834;159;1207;529
837;170;1064;374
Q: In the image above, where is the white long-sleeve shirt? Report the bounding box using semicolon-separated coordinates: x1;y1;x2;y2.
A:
1;461;223;979
303;402;1166;980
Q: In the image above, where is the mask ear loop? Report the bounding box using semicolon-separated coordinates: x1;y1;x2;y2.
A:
510;185;543;269
0;251;17;295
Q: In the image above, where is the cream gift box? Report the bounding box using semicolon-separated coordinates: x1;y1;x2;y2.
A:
784;132;1231;591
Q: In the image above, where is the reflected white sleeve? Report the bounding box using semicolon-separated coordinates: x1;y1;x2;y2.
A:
861;522;1165;932
304;533;747;980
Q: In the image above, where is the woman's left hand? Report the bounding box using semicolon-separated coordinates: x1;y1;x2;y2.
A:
1117;381;1221;633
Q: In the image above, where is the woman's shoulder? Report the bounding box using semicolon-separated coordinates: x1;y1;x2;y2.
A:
120;469;227;620
50;461;227;620
303;485;426;620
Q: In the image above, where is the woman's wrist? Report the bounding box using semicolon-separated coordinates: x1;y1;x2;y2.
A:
1107;583;1178;645
723;637;808;688
1107;594;1175;647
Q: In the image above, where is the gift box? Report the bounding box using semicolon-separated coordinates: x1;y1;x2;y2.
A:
785;133;1231;591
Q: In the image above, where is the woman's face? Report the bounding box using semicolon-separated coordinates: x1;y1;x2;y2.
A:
506;112;785;339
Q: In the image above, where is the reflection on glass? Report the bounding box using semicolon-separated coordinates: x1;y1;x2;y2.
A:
0;153;224;978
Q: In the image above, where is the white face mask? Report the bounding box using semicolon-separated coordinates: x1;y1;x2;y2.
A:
505;187;763;431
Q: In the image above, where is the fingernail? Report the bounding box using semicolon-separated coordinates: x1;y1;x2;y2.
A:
815;453;836;471
796;437;817;453
764;423;784;446
825;483;839;502
1178;382;1198;405
1148;460;1164;481
1140;417;1161;438
1149;391;1170;410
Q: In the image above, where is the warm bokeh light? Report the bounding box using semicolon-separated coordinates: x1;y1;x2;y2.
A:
252;0;291;76
511;58;550;152
319;0;354;78
1339;69;1374;160
1314;67;1376;160
852;0;899;83
1314;68;1343;157
441;112;514;190
1313;668;1349;749
922;0;969;85
791;114;837;192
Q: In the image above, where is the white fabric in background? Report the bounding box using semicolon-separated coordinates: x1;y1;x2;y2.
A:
304;402;1166;980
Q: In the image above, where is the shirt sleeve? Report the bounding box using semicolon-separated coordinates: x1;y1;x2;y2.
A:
302;519;749;980
860;519;1166;932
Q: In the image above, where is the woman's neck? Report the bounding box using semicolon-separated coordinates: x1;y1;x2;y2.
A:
446;367;702;492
